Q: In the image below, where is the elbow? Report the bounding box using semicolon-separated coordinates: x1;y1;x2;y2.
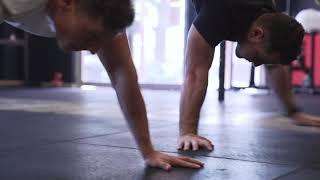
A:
109;71;139;90
184;68;209;91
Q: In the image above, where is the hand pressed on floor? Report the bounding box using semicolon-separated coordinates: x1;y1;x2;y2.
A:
144;151;204;171
292;112;320;127
177;134;214;151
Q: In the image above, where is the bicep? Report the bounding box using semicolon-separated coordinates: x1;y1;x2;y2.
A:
185;25;215;71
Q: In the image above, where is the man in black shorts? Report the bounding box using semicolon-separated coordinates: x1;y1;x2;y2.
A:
178;0;320;151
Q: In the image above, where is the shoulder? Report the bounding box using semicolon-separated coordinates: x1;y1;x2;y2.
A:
3;0;55;37
1;0;48;17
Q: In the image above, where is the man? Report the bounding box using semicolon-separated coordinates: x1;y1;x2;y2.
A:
0;0;204;170
178;0;320;151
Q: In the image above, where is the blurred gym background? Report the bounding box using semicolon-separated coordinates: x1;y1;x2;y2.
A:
0;0;319;95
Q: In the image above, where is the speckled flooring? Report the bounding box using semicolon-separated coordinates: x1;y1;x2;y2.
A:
0;87;319;180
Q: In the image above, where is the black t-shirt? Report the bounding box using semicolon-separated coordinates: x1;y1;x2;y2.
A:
192;0;276;47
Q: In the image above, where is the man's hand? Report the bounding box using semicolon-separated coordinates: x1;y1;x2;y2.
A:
144;151;204;171
292;112;320;127
177;134;214;151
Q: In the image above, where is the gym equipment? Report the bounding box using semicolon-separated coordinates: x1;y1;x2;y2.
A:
290;32;320;93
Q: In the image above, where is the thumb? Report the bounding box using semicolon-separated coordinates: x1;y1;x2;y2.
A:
177;141;184;150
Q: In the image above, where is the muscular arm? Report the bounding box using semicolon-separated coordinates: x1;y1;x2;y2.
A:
266;65;297;115
180;25;215;135
267;65;320;126
178;25;215;151
97;32;204;169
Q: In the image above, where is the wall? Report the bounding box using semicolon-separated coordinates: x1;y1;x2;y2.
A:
28;35;74;84
0;24;24;80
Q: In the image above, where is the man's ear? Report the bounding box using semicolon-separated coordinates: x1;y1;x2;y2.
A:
248;26;264;43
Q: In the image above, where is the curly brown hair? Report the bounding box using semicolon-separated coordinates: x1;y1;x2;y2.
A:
78;0;135;33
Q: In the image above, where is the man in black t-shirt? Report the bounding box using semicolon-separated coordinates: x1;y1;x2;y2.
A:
178;0;320;151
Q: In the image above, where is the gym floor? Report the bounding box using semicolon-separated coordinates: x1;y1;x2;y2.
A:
0;87;319;180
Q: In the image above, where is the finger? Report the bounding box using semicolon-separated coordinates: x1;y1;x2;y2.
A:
179;156;204;166
197;137;214;148
170;158;202;169
199;140;214;151
191;141;199;151
310;119;320;126
157;161;172;171
311;122;320;126
183;141;191;151
296;119;320;127
199;136;213;144
309;120;320;126
177;141;184;150
197;136;207;140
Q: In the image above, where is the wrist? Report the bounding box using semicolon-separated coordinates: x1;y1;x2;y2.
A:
138;140;155;159
286;106;301;117
179;119;199;136
180;130;197;137
141;148;155;159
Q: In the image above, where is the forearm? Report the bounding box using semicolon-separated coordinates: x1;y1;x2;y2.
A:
97;33;154;158
179;25;214;136
113;74;154;158
266;65;299;115
179;74;209;136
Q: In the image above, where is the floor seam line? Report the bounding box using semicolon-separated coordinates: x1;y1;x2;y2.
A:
273;166;306;180
70;142;297;166
0;130;131;154
0;124;178;154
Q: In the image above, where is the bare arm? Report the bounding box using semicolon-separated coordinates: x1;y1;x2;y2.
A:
98;33;153;157
180;25;214;135
267;65;320;126
266;65;297;115
178;25;215;151
97;33;204;169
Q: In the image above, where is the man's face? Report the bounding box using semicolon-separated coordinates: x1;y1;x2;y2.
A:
49;0;113;54
235;26;282;67
235;42;282;67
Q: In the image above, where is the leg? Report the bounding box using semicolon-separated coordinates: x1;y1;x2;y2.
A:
266;65;320;126
178;25;215;151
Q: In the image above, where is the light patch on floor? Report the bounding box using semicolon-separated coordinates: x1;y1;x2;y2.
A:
0;97;123;119
0;97;181;122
